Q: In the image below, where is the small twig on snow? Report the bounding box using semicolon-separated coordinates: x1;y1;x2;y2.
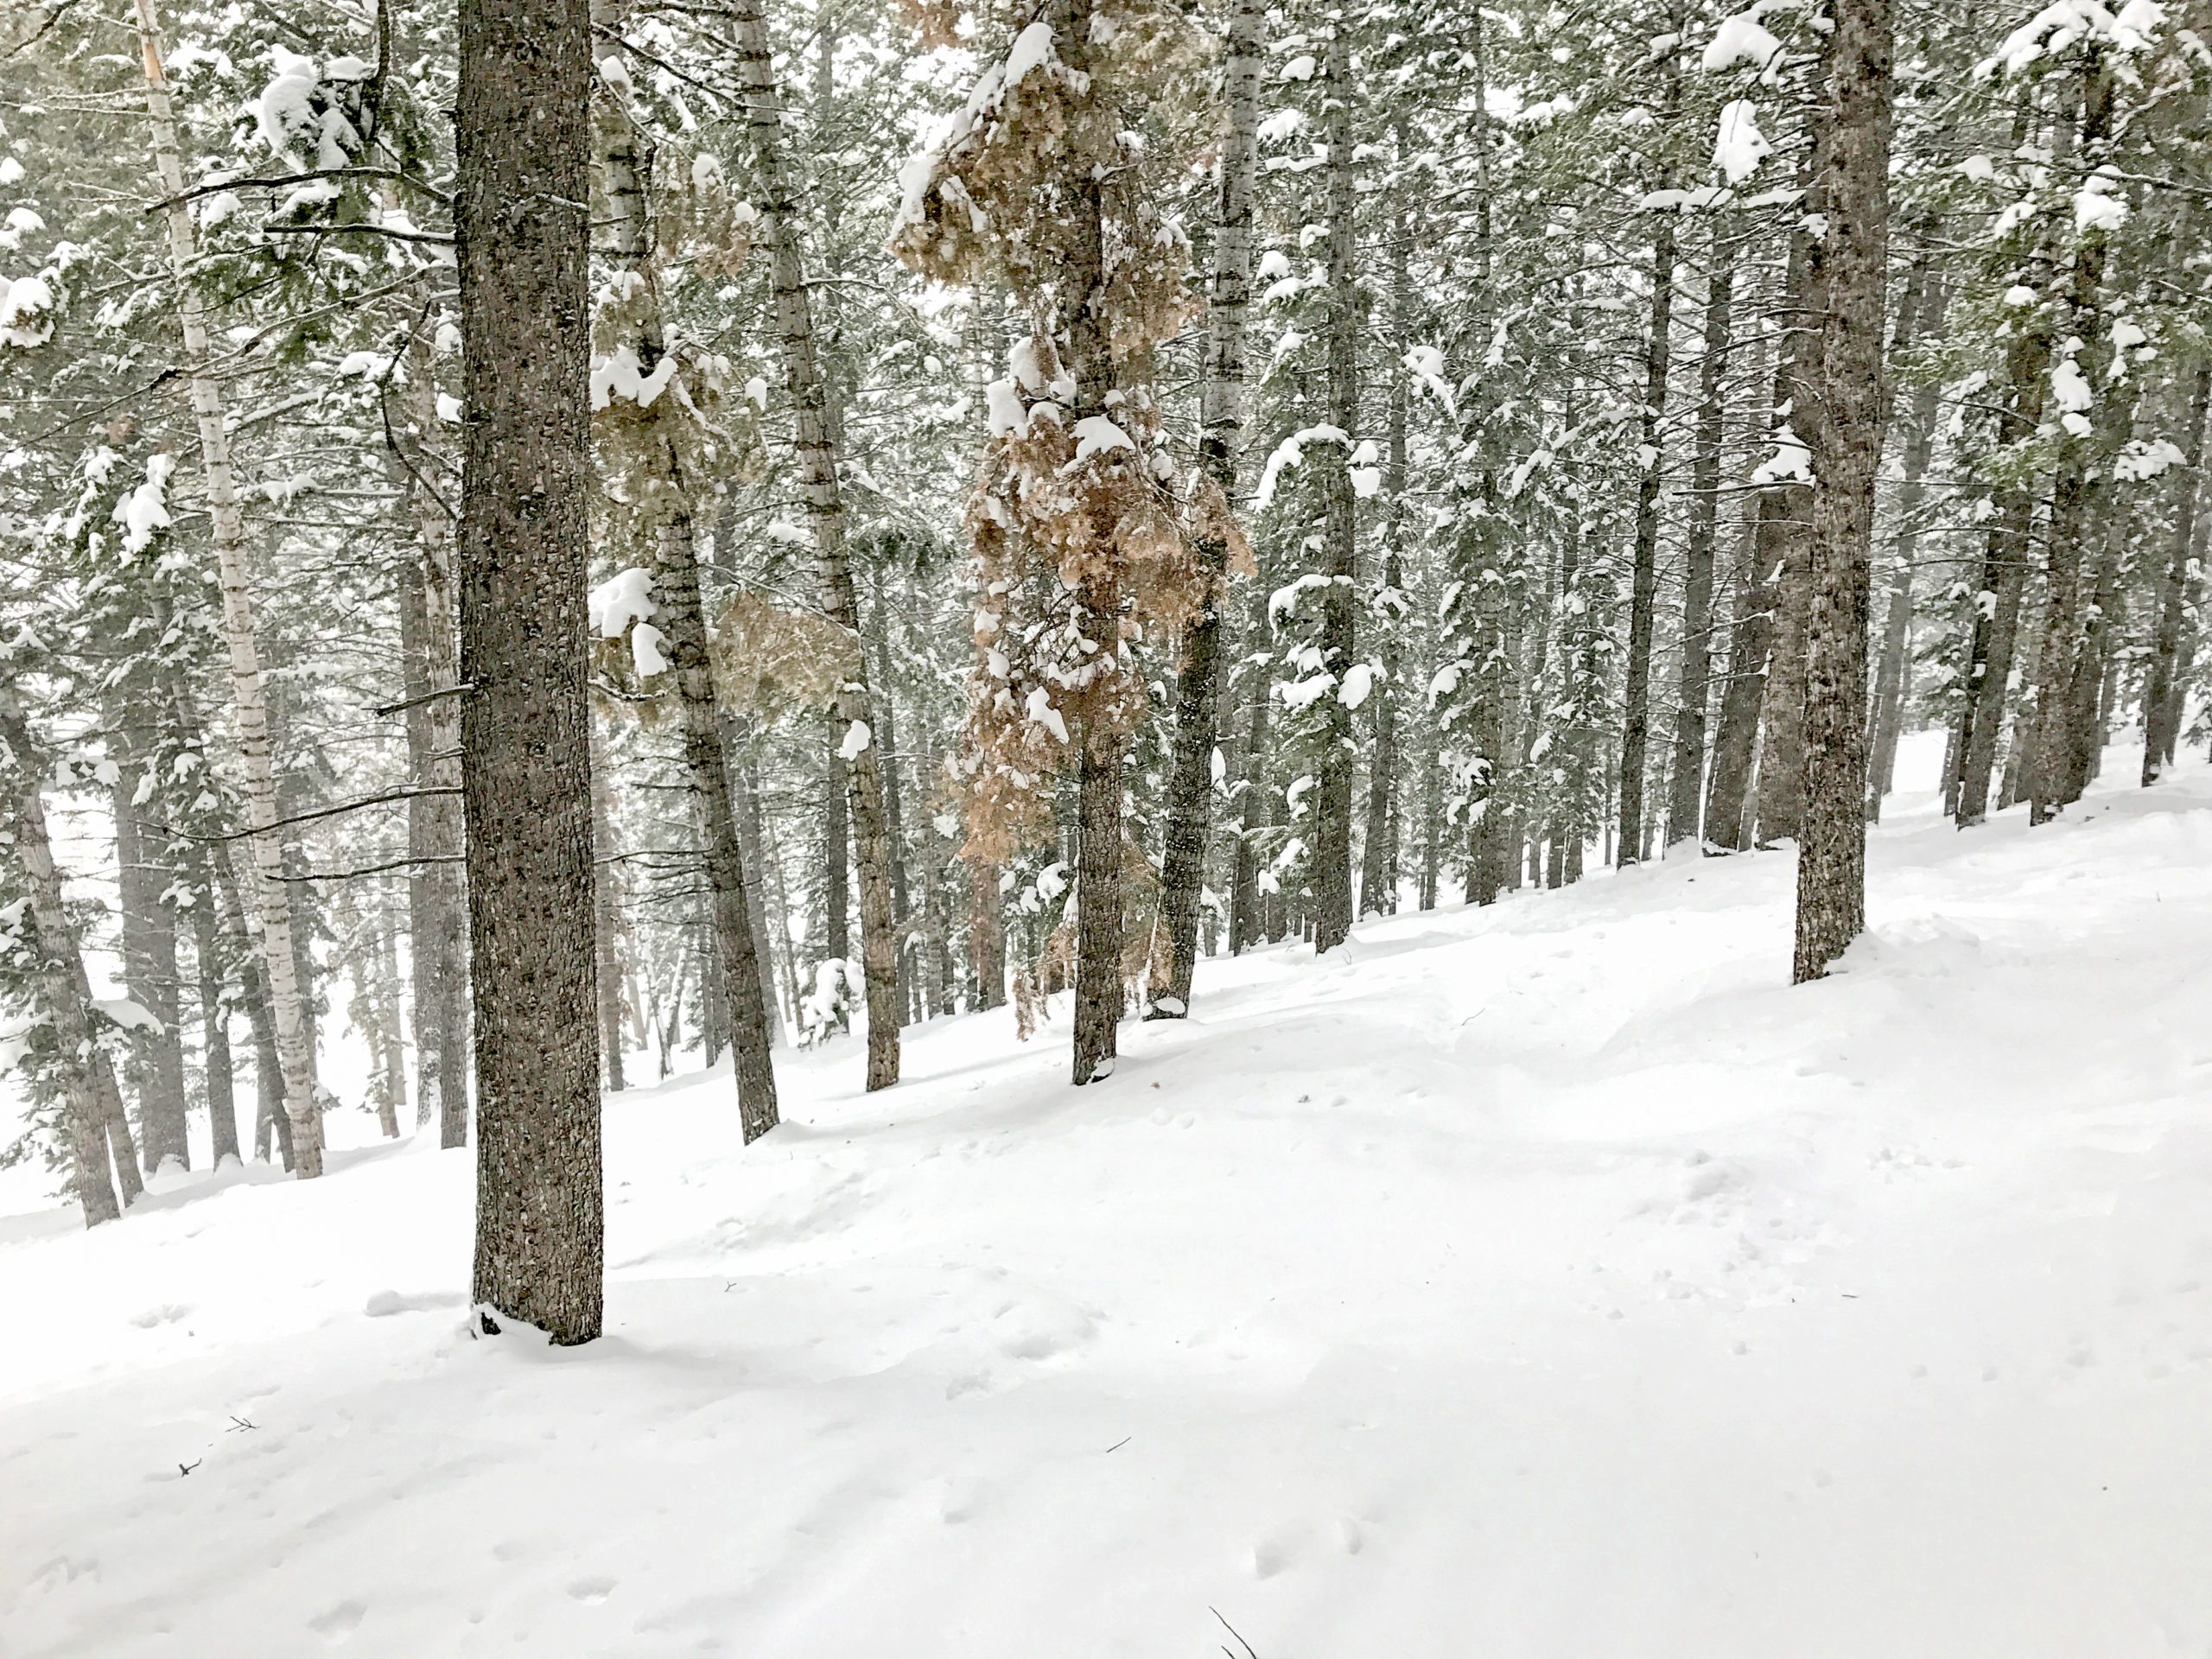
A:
1211;1606;1260;1659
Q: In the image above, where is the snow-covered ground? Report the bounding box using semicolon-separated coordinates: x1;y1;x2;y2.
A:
6;730;2212;1658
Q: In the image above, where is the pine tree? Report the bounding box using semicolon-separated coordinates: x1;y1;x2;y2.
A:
457;0;604;1343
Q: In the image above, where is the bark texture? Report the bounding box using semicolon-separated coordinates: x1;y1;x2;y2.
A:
1792;0;1891;983
457;0;604;1344
2026;50;2114;826
1146;0;1261;1016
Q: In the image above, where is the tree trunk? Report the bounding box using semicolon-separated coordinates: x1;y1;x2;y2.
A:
1230;582;1271;953
724;719;787;1046
1955;326;2049;826
1361;155;1412;917
1049;0;1126;1083
1310;16;1361;952
731;0;902;1090
393;311;472;1148
112;763;189;1171
594;35;780;1135
1147;0;1261;1014
1792;0;1892;982
0;688;125;1224
2062;505;2127;794
374;885;408;1135
457;0;604;1344
2027;49;2115;826
2142;365;2210;783
130;0;322;1175
1706;228;1810;851
863;576;918;1024
1999;575;2044;811
188;850;241;1164
1704;514;1770;851
969;852;1006;1009
1617;208;1676;866
1865;259;1944;820
1667;245;1730;849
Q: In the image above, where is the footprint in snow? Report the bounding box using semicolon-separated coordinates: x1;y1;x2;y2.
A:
308;1600;365;1640
938;1477;988;1525
568;1576;616;1605
130;1304;191;1329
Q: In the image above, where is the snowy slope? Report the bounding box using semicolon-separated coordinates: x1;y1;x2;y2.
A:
5;731;2212;1658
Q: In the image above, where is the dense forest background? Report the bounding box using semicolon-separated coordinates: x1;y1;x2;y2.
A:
2;0;2207;1230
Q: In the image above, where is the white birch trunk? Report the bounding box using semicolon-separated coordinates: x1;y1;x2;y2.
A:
130;0;323;1175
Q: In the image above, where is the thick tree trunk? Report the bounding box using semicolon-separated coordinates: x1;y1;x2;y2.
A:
130;0;322;1175
1147;0;1261;1014
732;0;901;1090
1050;0;1126;1084
1617;212;1676;866
1309;16;1360;953
1792;0;1891;982
2027;50;2114;826
457;0;604;1344
0;689;125;1224
1668;248;1730;849
2142;365;2210;783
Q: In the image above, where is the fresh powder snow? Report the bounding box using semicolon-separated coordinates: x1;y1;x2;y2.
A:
4;734;2212;1656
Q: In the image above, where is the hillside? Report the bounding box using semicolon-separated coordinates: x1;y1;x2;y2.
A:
6;734;2211;1658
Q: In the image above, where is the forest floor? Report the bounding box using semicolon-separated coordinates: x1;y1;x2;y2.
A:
5;731;2212;1657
